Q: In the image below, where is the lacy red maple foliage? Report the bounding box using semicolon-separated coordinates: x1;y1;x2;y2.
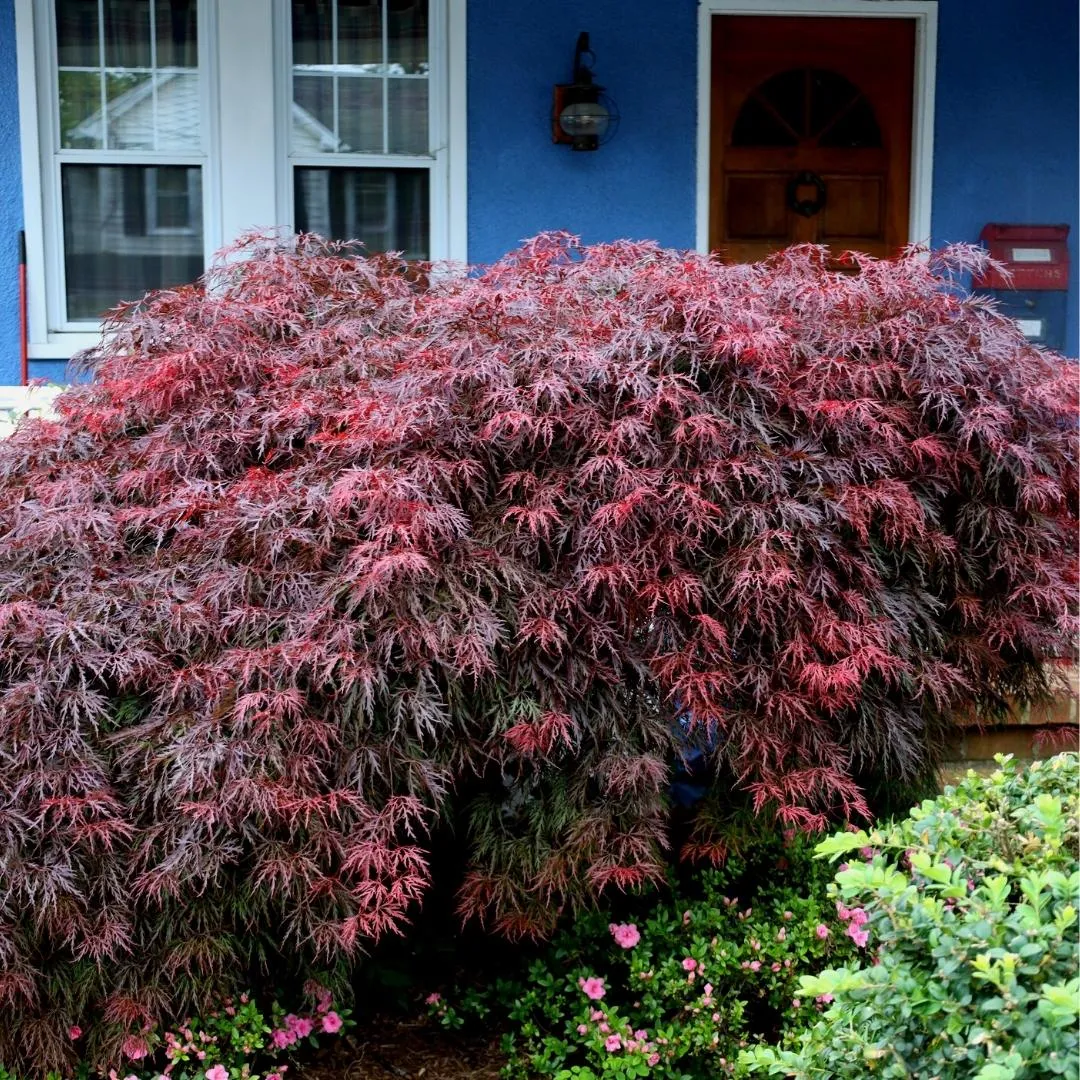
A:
0;233;1075;1069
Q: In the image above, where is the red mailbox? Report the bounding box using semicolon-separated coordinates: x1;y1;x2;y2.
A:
972;224;1070;290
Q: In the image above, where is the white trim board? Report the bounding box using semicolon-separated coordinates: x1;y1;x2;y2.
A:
694;0;938;254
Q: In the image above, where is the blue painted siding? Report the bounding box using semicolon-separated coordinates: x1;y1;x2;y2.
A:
0;0;1076;383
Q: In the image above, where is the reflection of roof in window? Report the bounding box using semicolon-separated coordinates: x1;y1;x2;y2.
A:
69;71;201;150
70;72;344;153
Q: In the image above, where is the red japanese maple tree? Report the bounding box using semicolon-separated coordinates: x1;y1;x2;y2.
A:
0;233;1075;1070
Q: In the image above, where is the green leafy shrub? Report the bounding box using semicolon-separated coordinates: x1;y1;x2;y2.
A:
429;834;859;1078
0;985;352;1080
743;753;1080;1079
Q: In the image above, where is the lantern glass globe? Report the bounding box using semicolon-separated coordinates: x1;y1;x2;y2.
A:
558;100;611;139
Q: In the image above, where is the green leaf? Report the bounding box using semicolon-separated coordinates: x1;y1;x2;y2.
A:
814;831;871;860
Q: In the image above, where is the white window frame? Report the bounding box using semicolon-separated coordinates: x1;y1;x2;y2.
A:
275;0;453;262
15;0;468;359
695;0;937;254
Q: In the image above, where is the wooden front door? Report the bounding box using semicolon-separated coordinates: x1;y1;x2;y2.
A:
709;16;915;261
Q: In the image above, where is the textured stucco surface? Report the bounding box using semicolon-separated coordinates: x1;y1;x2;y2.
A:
0;0;24;385
0;0;1077;382
465;0;699;262
933;0;1079;356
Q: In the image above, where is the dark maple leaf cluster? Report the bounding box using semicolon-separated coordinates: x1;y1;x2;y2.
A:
0;232;1076;1071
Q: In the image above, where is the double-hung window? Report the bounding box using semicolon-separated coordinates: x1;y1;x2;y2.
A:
17;0;465;356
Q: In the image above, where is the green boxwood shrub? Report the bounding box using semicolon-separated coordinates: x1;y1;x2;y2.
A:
743;753;1080;1079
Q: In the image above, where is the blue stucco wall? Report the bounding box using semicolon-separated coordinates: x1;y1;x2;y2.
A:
465;0;698;262
0;0;22;383
0;0;1076;382
933;0;1079;355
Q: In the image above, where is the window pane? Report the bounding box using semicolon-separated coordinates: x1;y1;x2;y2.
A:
61;164;204;321
338;0;383;67
56;0;100;66
387;0;427;74
59;70;104;149
148;71;201;151
294;167;429;259
387;77;426;154
103;72;152;149
293;74;338;151
103;0;151;68
56;0;200;150
155;0;198;67
291;1;430;157
292;0;334;65
339;77;384;153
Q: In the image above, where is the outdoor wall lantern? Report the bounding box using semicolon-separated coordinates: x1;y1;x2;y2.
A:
552;32;619;151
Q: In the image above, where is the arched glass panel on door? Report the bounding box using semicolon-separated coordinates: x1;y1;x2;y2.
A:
731;68;881;148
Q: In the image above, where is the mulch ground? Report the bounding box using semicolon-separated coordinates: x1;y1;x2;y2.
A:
301;1017;508;1080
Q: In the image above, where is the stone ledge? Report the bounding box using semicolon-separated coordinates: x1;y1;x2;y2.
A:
0;384;62;437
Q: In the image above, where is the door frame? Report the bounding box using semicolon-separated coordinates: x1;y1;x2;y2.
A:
695;0;938;254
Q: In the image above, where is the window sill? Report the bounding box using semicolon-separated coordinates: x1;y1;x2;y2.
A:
28;333;103;360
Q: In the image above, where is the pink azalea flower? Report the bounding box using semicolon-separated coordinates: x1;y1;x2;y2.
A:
847;925;870;948
425;993;441;1006
271;1029;295;1049
647;1053;660;1067
317;993;333;1014
205;1068;229;1080
816;993;834;1005
604;1034;622;1052
599;1023;610;1034
578;976;606;1001
123;1037;149;1061
609;922;641;949
815;923;830;939
682;910;692;925
782;910;793;920
711;1012;720;1023
634;1030;647;1040
681;957;697;972
577;1024;588;1035
776;928;786;941
292;1017;314;1039
69;1026;83;1041
321;1012;343;1034
590;1009;605;1021
792;999;801;1009
703;984;713;997
749;960;761;971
